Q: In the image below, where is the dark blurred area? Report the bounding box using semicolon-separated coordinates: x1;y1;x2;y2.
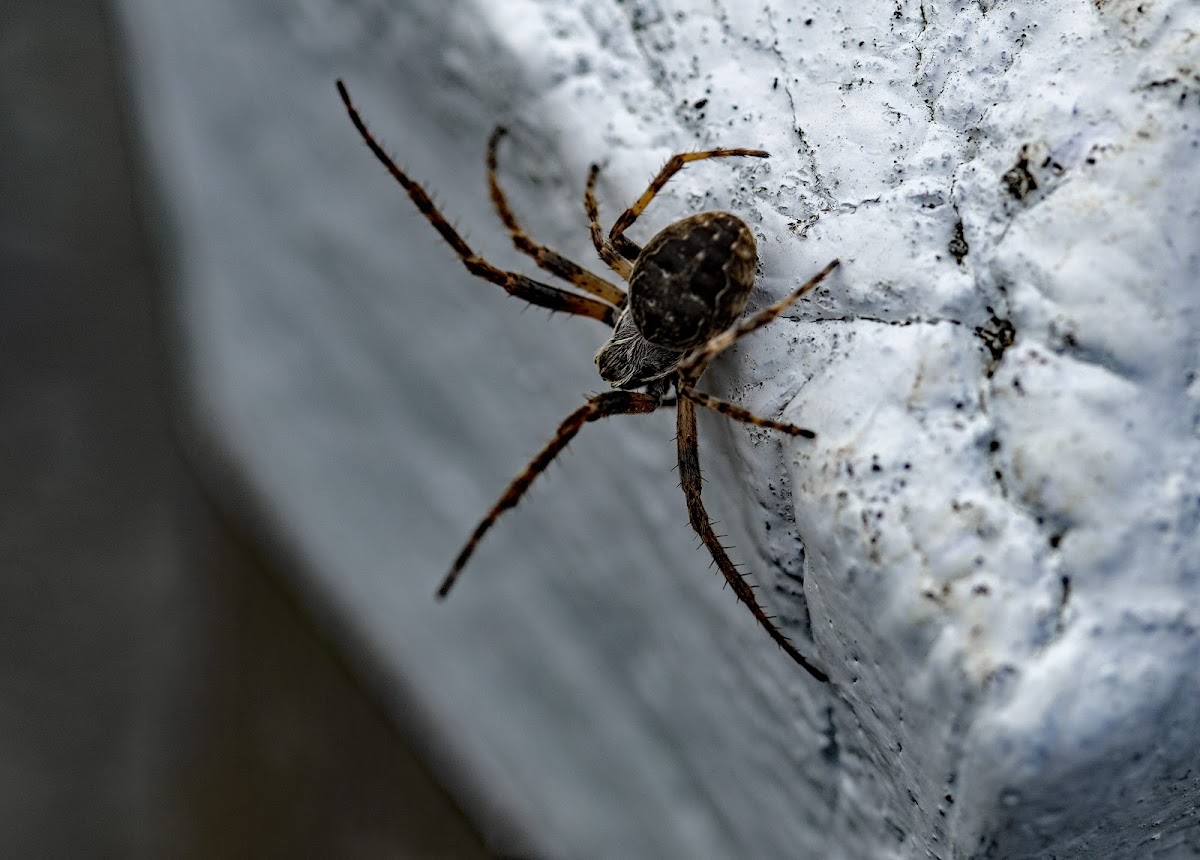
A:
0;1;488;855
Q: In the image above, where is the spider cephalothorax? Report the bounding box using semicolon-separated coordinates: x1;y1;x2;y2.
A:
337;80;838;682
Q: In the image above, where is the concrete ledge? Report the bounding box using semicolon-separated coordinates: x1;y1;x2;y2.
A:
117;0;1200;856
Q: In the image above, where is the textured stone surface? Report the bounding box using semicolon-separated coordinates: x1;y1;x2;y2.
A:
117;0;1200;856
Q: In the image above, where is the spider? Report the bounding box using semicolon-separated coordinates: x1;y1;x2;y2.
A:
337;80;839;682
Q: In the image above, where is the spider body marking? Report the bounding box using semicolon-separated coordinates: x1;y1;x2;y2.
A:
630;211;758;350
337;79;838;682
596;211;756;389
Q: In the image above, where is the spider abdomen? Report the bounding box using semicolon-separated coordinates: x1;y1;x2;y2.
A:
628;211;757;351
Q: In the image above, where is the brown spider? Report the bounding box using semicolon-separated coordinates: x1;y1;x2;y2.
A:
337;80;838;682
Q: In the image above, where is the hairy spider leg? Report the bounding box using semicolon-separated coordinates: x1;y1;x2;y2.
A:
584;164;634;280
437;390;663;598
675;397;829;682
672;259;839;434
670;257;840;678
336;80;615;326
678;259;841;380
609;148;770;259
486;128;627;308
679;388;815;437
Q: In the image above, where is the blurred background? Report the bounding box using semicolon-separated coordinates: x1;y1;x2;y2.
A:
0;1;489;855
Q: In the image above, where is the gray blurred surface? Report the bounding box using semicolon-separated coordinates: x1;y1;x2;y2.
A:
0;1;488;855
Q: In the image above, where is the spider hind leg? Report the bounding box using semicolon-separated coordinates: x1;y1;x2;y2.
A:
679;388;814;437
676;393;828;682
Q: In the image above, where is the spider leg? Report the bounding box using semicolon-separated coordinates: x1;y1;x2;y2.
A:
585;164;635;279
609;148;770;252
437;390;663;598
676;397;828;681
679;387;815;438
487;128;627;308
679;259;841;381
337;81;615;326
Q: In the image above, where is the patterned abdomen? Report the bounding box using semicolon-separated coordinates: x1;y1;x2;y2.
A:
628;211;757;350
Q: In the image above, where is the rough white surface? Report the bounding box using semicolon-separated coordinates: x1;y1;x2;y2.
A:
117;0;1200;856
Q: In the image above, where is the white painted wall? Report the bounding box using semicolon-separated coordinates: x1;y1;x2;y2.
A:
116;0;1200;856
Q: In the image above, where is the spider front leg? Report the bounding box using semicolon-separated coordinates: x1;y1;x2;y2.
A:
437;390;663;597
337;81;616;326
676;397;828;682
609;148;769;255
487;128;626;308
673;259;839;437
678;259;841;379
